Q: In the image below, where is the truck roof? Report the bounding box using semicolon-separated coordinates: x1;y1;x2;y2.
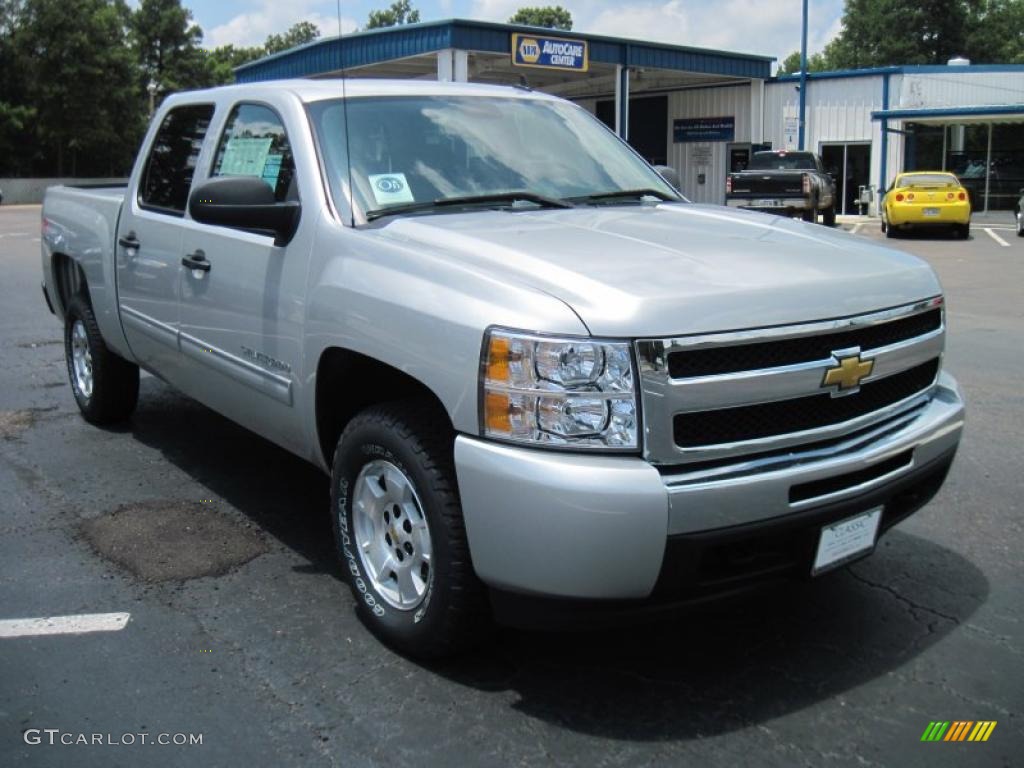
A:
163;78;561;106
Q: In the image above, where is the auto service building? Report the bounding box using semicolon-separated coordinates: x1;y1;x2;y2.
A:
235;19;1024;216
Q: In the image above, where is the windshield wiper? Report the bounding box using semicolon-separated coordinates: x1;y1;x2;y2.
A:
572;188;678;204
366;191;573;221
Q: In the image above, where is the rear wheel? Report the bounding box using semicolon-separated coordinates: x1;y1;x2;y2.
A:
955;222;970;239
330;400;489;658
802;204;816;223
1016;209;1023;237
822;205;837;227
64;295;139;424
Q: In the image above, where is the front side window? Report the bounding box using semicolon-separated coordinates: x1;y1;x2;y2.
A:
211;103;297;202
139;104;215;215
308;95;676;219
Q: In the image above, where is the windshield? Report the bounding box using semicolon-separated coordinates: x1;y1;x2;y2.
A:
309;95;678;220
748;152;818;171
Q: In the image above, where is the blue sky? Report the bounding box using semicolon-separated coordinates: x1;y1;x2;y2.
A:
188;0;846;67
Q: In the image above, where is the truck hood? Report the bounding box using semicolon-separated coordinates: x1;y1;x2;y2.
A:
376;203;942;338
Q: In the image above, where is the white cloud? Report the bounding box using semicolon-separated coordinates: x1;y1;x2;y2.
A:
203;1;357;49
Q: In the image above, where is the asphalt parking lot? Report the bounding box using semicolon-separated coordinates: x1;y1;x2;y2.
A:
1;204;1021;767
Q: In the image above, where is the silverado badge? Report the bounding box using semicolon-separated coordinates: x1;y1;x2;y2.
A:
823;351;874;394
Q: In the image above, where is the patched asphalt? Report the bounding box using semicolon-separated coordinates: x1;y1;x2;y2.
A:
81;502;269;582
0;205;1020;767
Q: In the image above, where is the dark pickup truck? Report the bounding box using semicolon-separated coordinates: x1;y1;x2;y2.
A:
726;150;837;225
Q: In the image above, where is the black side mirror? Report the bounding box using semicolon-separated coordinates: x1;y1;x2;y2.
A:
189;176;300;246
654;165;682;192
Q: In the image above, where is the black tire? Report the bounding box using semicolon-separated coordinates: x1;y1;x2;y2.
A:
64;295;139;424
885;223;899;238
1015;210;1023;237
822;205;836;227
956;222;970;239
802;204;816;223
330;400;489;658
880;217;888;234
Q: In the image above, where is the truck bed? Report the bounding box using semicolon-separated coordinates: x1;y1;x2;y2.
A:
41;184;128;348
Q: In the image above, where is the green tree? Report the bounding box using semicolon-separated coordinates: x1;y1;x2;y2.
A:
778;50;830;75
964;0;1024;63
508;5;573;30
783;0;1024;73
131;0;208;96
366;0;420;29
264;20;320;54
14;0;140;176
204;44;263;85
202;23;325;86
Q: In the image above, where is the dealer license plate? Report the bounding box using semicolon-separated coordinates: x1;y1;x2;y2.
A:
923;207;941;217
752;199;783;207
812;507;882;575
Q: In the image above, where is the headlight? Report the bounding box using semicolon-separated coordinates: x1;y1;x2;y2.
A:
480;328;639;450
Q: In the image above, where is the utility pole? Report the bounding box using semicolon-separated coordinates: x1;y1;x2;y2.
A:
798;0;808;150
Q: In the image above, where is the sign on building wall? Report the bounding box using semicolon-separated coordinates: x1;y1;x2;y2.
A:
783;116;799;148
511;33;589;71
690;144;713;165
673;116;735;143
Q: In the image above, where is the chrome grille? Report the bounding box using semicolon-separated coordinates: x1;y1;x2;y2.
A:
637;298;944;465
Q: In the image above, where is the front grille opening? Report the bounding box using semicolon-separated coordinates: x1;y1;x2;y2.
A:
673;358;939;448
668;307;941;379
658;401;926;476
789;449;913;504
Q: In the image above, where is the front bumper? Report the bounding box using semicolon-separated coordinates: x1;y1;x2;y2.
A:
454;373;964;604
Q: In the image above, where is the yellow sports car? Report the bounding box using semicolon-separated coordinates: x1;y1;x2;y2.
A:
881;172;971;239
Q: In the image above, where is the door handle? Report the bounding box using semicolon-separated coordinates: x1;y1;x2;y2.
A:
182;250;211;272
118;232;141;250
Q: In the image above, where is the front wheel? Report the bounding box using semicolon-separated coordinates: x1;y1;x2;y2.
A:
64;295;139;424
330;401;489;658
802;204;816;223
1016;209;1023;237
822;205;837;227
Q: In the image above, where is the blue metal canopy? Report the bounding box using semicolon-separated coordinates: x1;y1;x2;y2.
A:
234;18;774;83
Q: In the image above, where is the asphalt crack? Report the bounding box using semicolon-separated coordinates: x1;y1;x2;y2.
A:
846;568;961;626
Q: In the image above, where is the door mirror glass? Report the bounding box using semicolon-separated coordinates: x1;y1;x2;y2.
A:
189;176;300;246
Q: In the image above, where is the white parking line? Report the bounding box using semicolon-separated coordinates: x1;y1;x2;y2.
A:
0;612;130;638
984;228;1010;247
850;223;862;235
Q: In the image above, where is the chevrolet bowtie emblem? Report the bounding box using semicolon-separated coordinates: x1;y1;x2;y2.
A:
823;352;874;393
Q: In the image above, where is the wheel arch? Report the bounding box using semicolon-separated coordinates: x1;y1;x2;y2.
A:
314;347;455;468
51;252;89;318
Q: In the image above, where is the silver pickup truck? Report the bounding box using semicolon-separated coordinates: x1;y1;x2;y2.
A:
41;80;964;657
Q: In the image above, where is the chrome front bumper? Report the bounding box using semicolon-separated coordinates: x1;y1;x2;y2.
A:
455;373;964;601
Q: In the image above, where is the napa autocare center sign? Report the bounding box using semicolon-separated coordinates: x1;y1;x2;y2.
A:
511;33;589;72
673;117;735;142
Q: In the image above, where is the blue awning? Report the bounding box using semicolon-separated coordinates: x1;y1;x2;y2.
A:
234;18;773;83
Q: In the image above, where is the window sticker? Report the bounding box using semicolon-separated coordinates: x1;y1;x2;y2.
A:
219;137;273;177
369;173;414;205
262;154;283;190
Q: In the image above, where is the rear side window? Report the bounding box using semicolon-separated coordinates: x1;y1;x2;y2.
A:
139;104;215;215
211;103;297;202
